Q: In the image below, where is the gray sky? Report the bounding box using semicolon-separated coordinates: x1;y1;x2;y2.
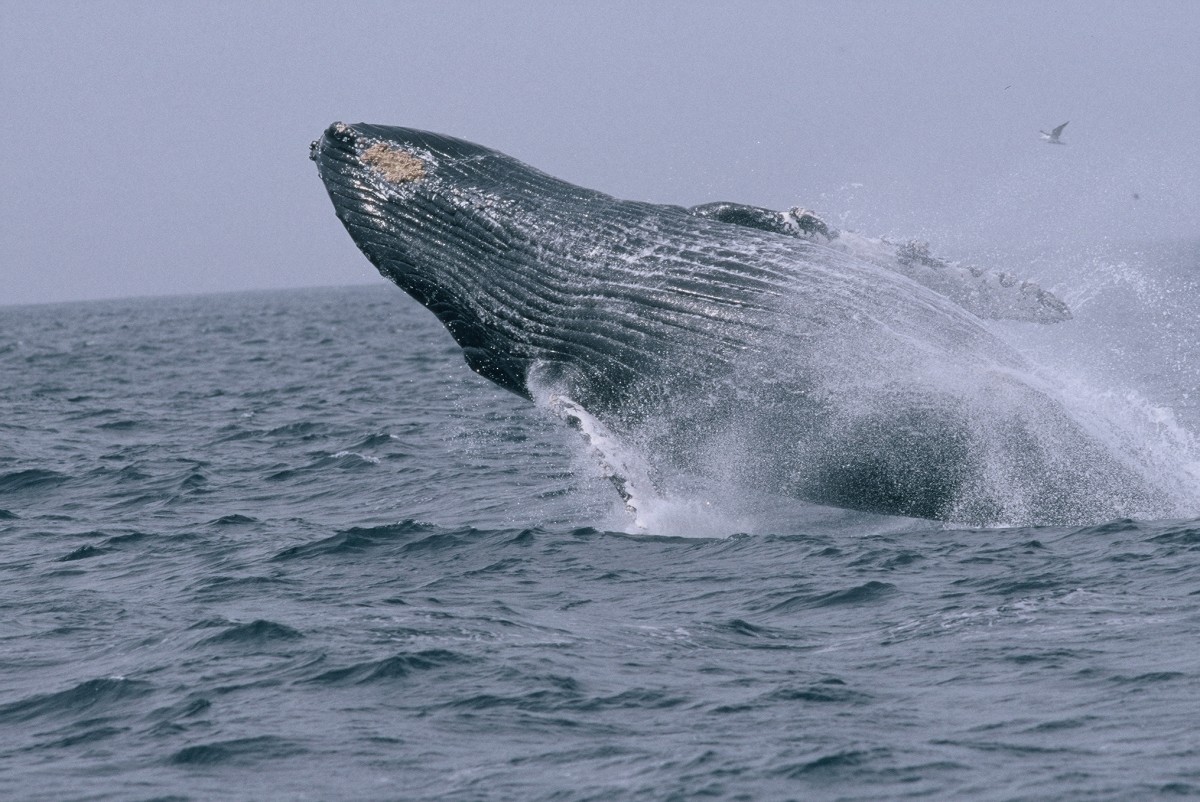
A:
2;0;1198;306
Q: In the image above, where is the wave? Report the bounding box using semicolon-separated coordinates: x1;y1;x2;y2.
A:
302;649;473;685
0;677;154;725
169;735;306;766
270;520;443;560
196;620;305;648
0;469;70;494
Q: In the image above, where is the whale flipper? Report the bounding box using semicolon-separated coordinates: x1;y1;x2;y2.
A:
829;232;1071;324
687;202;1069;324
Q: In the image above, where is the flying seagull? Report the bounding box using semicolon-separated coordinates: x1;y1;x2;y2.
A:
1040;121;1069;145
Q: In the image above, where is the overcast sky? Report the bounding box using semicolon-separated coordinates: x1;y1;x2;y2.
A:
2;0;1198;306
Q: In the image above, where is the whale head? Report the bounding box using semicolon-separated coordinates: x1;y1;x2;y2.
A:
311;121;571;396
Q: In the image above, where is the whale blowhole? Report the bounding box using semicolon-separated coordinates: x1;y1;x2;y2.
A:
362;142;426;183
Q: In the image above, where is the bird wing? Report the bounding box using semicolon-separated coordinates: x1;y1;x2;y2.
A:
1052;121;1069;137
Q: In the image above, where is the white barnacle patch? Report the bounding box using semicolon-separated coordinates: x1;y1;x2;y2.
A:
361;142;427;184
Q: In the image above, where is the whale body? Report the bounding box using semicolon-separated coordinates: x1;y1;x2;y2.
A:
311;122;1164;525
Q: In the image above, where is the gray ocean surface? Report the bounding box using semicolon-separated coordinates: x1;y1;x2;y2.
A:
2;240;1200;801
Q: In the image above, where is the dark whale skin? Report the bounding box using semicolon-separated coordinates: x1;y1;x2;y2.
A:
311;122;1163;525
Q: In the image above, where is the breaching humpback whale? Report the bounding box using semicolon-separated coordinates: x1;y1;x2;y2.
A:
311;122;1164;525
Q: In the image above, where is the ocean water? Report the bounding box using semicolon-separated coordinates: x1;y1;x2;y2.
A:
2;240;1199;801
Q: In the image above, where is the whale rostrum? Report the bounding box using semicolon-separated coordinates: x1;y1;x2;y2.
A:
312;122;1167;525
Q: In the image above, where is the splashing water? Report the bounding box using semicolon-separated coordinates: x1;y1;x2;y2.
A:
532;235;1200;535
530;375;753;537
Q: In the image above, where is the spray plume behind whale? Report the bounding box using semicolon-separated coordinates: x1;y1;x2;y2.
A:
311;121;1194;527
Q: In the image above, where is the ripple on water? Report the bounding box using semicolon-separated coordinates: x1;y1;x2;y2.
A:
0;678;155;725
168;735;307;766
269;520;441;561
302;649;476;685
196;620;305;648
0;469;70;494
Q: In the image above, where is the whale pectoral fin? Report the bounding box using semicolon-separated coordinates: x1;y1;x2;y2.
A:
830;232;1072;324
690;200;1070;323
544;393;654;527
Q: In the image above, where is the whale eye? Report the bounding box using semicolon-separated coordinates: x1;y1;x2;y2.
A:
361;142;426;184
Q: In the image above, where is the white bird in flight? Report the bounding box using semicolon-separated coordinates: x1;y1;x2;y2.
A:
1040;121;1069;145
